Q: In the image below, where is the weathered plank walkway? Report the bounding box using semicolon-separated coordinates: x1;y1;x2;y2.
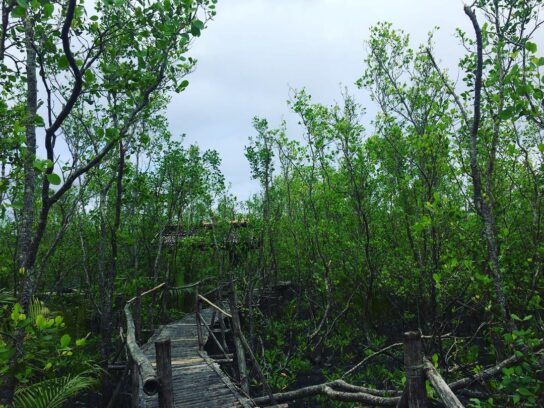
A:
138;307;254;407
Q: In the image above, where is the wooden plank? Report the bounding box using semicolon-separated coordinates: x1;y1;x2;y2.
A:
138;303;254;408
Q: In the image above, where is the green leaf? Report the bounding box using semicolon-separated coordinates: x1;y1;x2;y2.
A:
193;19;204;29
525;41;537;53
538;144;544;153
498;106;515;120
58;55;69;70
84;70;95;83
12;6;26;17
105;128;119;140
43;2;54;18
60;334;71;348
190;21;202;36
176;79;189;93
47;173;61;185
33;160;46;172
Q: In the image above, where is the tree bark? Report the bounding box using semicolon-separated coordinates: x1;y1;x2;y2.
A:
0;17;37;405
464;5;513;330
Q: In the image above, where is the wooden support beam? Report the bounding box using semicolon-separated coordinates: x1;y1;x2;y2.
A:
238;329;276;404
131;359;139;408
155;339;174;408
198;294;232;318
228;289;249;395
423;358;464;408
195;285;203;350
198;313;230;359
403;331;428;408
134;287;142;343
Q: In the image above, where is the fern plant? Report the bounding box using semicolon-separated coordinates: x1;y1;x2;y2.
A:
12;370;98;408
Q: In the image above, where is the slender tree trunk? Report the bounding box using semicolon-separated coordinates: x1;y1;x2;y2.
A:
464;6;513;331
100;142;125;406
0;17;37;405
0;0;13;61
19;18;37;281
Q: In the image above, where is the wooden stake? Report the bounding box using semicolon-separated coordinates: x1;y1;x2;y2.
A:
155;339;174;408
131;359;139;408
228;287;249;395
403;331;428;408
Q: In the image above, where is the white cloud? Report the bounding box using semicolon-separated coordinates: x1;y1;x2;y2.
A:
167;0;473;200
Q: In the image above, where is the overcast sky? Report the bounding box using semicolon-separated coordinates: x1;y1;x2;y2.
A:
167;0;472;200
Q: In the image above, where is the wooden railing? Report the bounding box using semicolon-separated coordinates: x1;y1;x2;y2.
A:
398;331;464;408
124;280;210;407
255;331;467;407
124;278;273;407
124;283;166;399
194;283;277;404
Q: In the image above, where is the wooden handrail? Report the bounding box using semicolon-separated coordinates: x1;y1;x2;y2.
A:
197;313;230;358
171;276;214;291
198;294;232;318
124;279;235;403
127;282;166;304
124;303;159;396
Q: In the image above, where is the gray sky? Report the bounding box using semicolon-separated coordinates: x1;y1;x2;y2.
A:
167;0;471;200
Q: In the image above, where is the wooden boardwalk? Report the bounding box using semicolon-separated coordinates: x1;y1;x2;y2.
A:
138;307;254;407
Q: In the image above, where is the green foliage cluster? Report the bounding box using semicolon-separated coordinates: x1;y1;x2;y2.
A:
0;0;543;406
241;1;544;405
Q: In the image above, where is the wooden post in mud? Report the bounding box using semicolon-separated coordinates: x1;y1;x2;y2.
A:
130;359;139;408
155;339;174;408
402;331;428;408
228;285;249;395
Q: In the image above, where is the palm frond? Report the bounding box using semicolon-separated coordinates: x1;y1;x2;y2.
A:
28;297;50;322
13;371;98;408
0;288;15;305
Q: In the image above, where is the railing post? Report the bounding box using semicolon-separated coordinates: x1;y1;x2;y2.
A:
155;339;174;408
160;283;169;323
228;286;249;395
131;359;139;408
195;285;203;350
403;331;428;408
134;287;142;343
